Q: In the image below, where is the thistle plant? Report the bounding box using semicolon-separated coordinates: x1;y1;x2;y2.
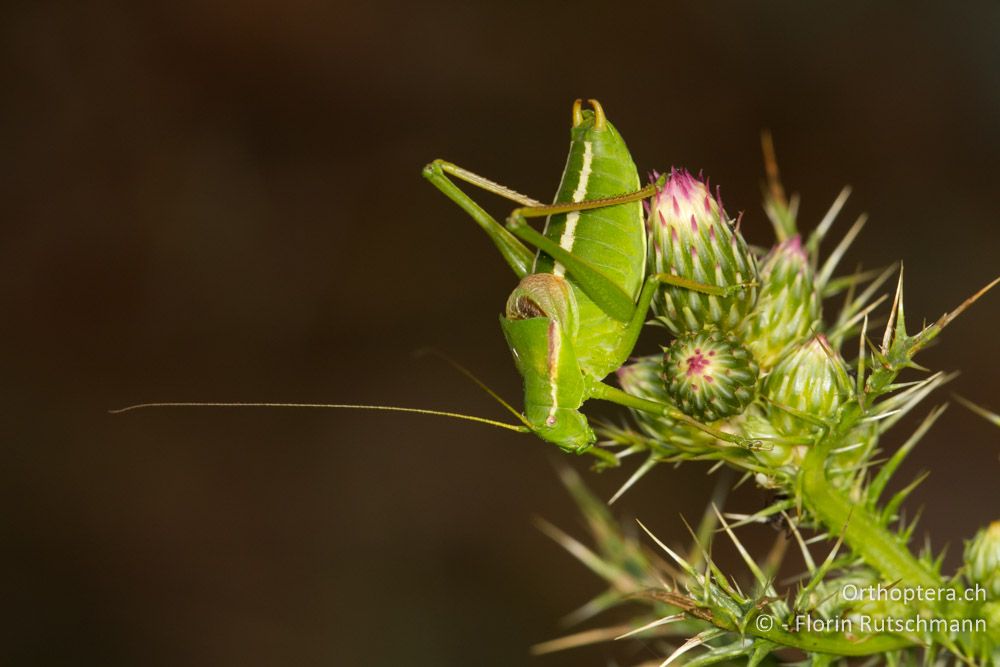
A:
539;143;999;665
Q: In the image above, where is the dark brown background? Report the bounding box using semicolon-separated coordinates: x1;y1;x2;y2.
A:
2;2;998;665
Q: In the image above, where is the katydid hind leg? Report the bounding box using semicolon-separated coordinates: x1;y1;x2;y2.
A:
422;160;534;277
429;160;545;207
510;179;660;220
503;182;663;323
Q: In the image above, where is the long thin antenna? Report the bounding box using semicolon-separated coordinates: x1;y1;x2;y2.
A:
416;348;528;425
109;402;531;433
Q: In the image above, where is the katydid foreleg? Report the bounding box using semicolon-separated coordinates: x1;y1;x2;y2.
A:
587;382;765;450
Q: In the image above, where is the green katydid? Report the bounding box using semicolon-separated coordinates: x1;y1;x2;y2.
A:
113;99;757;455
421;99;757;453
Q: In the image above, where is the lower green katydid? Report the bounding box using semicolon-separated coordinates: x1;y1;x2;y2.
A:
113;99;758;456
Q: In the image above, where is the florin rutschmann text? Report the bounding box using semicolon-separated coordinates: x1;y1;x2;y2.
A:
788;614;986;634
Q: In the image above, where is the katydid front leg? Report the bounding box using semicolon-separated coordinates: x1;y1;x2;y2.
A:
588;382;766;450
611;271;755;365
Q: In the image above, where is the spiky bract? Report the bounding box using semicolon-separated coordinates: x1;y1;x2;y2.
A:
740;234;820;369
647;169;758;333
662;330;759;422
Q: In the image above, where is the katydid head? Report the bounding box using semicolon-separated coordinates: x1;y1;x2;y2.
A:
523;405;595;453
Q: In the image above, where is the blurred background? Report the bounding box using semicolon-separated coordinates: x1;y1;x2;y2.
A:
2;1;998;664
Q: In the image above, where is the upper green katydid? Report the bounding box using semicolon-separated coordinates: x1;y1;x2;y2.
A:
423;99;754;453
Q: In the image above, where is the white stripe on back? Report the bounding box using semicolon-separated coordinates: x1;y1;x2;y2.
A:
553;141;593;277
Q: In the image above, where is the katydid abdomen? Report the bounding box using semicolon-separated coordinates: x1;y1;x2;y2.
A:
532;105;645;380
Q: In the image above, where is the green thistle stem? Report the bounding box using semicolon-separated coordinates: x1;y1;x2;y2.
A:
800;319;942;592
800;412;977;660
801;433;938;590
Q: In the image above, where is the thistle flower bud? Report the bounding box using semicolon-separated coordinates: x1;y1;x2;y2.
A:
647;169;758;333
965;521;1000;597
764;335;853;436
617;355;711;446
662;331;759;422
740;235;820;369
